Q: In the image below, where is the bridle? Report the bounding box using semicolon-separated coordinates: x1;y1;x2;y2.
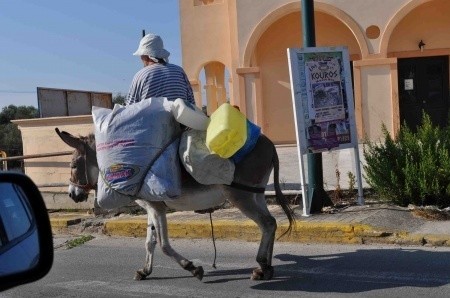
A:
69;145;97;192
70;177;96;192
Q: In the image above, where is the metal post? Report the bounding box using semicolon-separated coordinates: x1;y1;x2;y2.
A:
0;151;7;171
302;0;315;47
301;0;333;213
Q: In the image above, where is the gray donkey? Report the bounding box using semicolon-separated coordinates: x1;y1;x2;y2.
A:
55;128;295;281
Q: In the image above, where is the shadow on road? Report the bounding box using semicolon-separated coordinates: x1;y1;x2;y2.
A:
259;249;450;292
207;248;450;293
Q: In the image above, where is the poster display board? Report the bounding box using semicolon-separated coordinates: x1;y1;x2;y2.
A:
287;46;364;215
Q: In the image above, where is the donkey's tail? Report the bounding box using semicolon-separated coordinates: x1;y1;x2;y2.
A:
272;143;296;239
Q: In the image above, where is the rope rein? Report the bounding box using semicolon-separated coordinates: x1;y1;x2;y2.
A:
209;211;217;269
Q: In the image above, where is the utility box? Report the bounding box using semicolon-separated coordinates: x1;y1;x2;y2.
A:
37;87;112;118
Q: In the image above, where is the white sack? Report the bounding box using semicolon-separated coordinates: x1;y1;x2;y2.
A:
93;98;181;210
179;130;235;185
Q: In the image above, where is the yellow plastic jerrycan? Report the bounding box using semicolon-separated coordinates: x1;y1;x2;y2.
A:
206;103;247;158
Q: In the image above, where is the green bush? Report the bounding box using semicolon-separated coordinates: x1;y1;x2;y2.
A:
363;113;450;208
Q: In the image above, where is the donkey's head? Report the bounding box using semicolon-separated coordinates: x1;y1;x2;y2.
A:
55;128;98;203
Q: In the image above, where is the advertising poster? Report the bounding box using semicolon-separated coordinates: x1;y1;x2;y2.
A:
289;48;355;153
287;46;364;215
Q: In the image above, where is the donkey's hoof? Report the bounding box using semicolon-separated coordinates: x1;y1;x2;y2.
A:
251;268;264;280
192;266;204;281
134;270;147;281
251;266;274;280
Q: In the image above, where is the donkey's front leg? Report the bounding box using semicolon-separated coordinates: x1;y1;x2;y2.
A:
134;200;157;280
148;201;204;280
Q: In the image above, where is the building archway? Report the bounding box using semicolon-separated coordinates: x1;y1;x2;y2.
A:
379;0;435;57
243;2;368;67
245;9;363;143
384;0;450;131
196;61;231;115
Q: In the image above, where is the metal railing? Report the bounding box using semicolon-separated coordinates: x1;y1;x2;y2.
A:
0;151;73;162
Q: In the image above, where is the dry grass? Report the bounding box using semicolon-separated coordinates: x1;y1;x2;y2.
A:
411;208;450;221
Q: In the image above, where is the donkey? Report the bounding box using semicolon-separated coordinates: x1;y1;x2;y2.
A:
55;127;295;281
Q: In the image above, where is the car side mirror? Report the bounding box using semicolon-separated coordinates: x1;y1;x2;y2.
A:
0;172;53;292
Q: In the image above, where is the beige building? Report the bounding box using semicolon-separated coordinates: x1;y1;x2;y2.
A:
11;0;450;208
181;0;450;144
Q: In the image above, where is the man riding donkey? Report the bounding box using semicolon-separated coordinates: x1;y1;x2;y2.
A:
56;32;295;281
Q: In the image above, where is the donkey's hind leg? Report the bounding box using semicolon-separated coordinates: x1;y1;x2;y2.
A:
227;189;277;280
145;201;204;280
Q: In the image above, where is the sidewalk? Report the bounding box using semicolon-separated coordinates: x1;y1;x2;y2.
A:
49;145;450;247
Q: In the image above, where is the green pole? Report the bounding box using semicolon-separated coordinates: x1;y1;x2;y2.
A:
301;0;333;213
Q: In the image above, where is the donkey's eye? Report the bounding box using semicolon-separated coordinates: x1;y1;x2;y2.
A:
70;163;77;169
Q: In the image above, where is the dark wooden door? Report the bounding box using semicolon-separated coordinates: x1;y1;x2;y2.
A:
398;56;449;130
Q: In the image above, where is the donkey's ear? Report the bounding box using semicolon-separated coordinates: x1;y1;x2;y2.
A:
55;128;85;153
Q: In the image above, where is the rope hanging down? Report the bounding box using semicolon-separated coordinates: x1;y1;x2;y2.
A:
209;211;217;269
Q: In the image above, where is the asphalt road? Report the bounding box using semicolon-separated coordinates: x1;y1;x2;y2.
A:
2;236;450;297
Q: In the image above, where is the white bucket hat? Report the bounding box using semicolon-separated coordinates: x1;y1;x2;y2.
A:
133;33;170;59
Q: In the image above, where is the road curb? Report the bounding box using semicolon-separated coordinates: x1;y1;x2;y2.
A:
49;213;92;234
49;215;450;247
100;218;450;247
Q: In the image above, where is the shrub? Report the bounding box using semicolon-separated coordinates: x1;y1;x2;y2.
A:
363;113;450;208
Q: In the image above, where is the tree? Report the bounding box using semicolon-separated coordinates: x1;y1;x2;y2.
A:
0;105;38;170
0;105;38;124
113;93;126;105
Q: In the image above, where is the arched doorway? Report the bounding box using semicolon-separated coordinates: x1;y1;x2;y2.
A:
387;0;450;129
254;11;362;143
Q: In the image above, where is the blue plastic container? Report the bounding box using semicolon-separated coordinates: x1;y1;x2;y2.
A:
231;120;261;163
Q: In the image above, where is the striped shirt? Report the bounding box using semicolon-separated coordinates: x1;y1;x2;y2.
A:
126;63;195;108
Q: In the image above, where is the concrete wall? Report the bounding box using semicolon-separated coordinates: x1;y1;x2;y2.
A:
13;116;94;209
361;66;393;138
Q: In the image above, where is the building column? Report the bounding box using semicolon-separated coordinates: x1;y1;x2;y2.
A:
236;67;262;127
204;62;226;115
